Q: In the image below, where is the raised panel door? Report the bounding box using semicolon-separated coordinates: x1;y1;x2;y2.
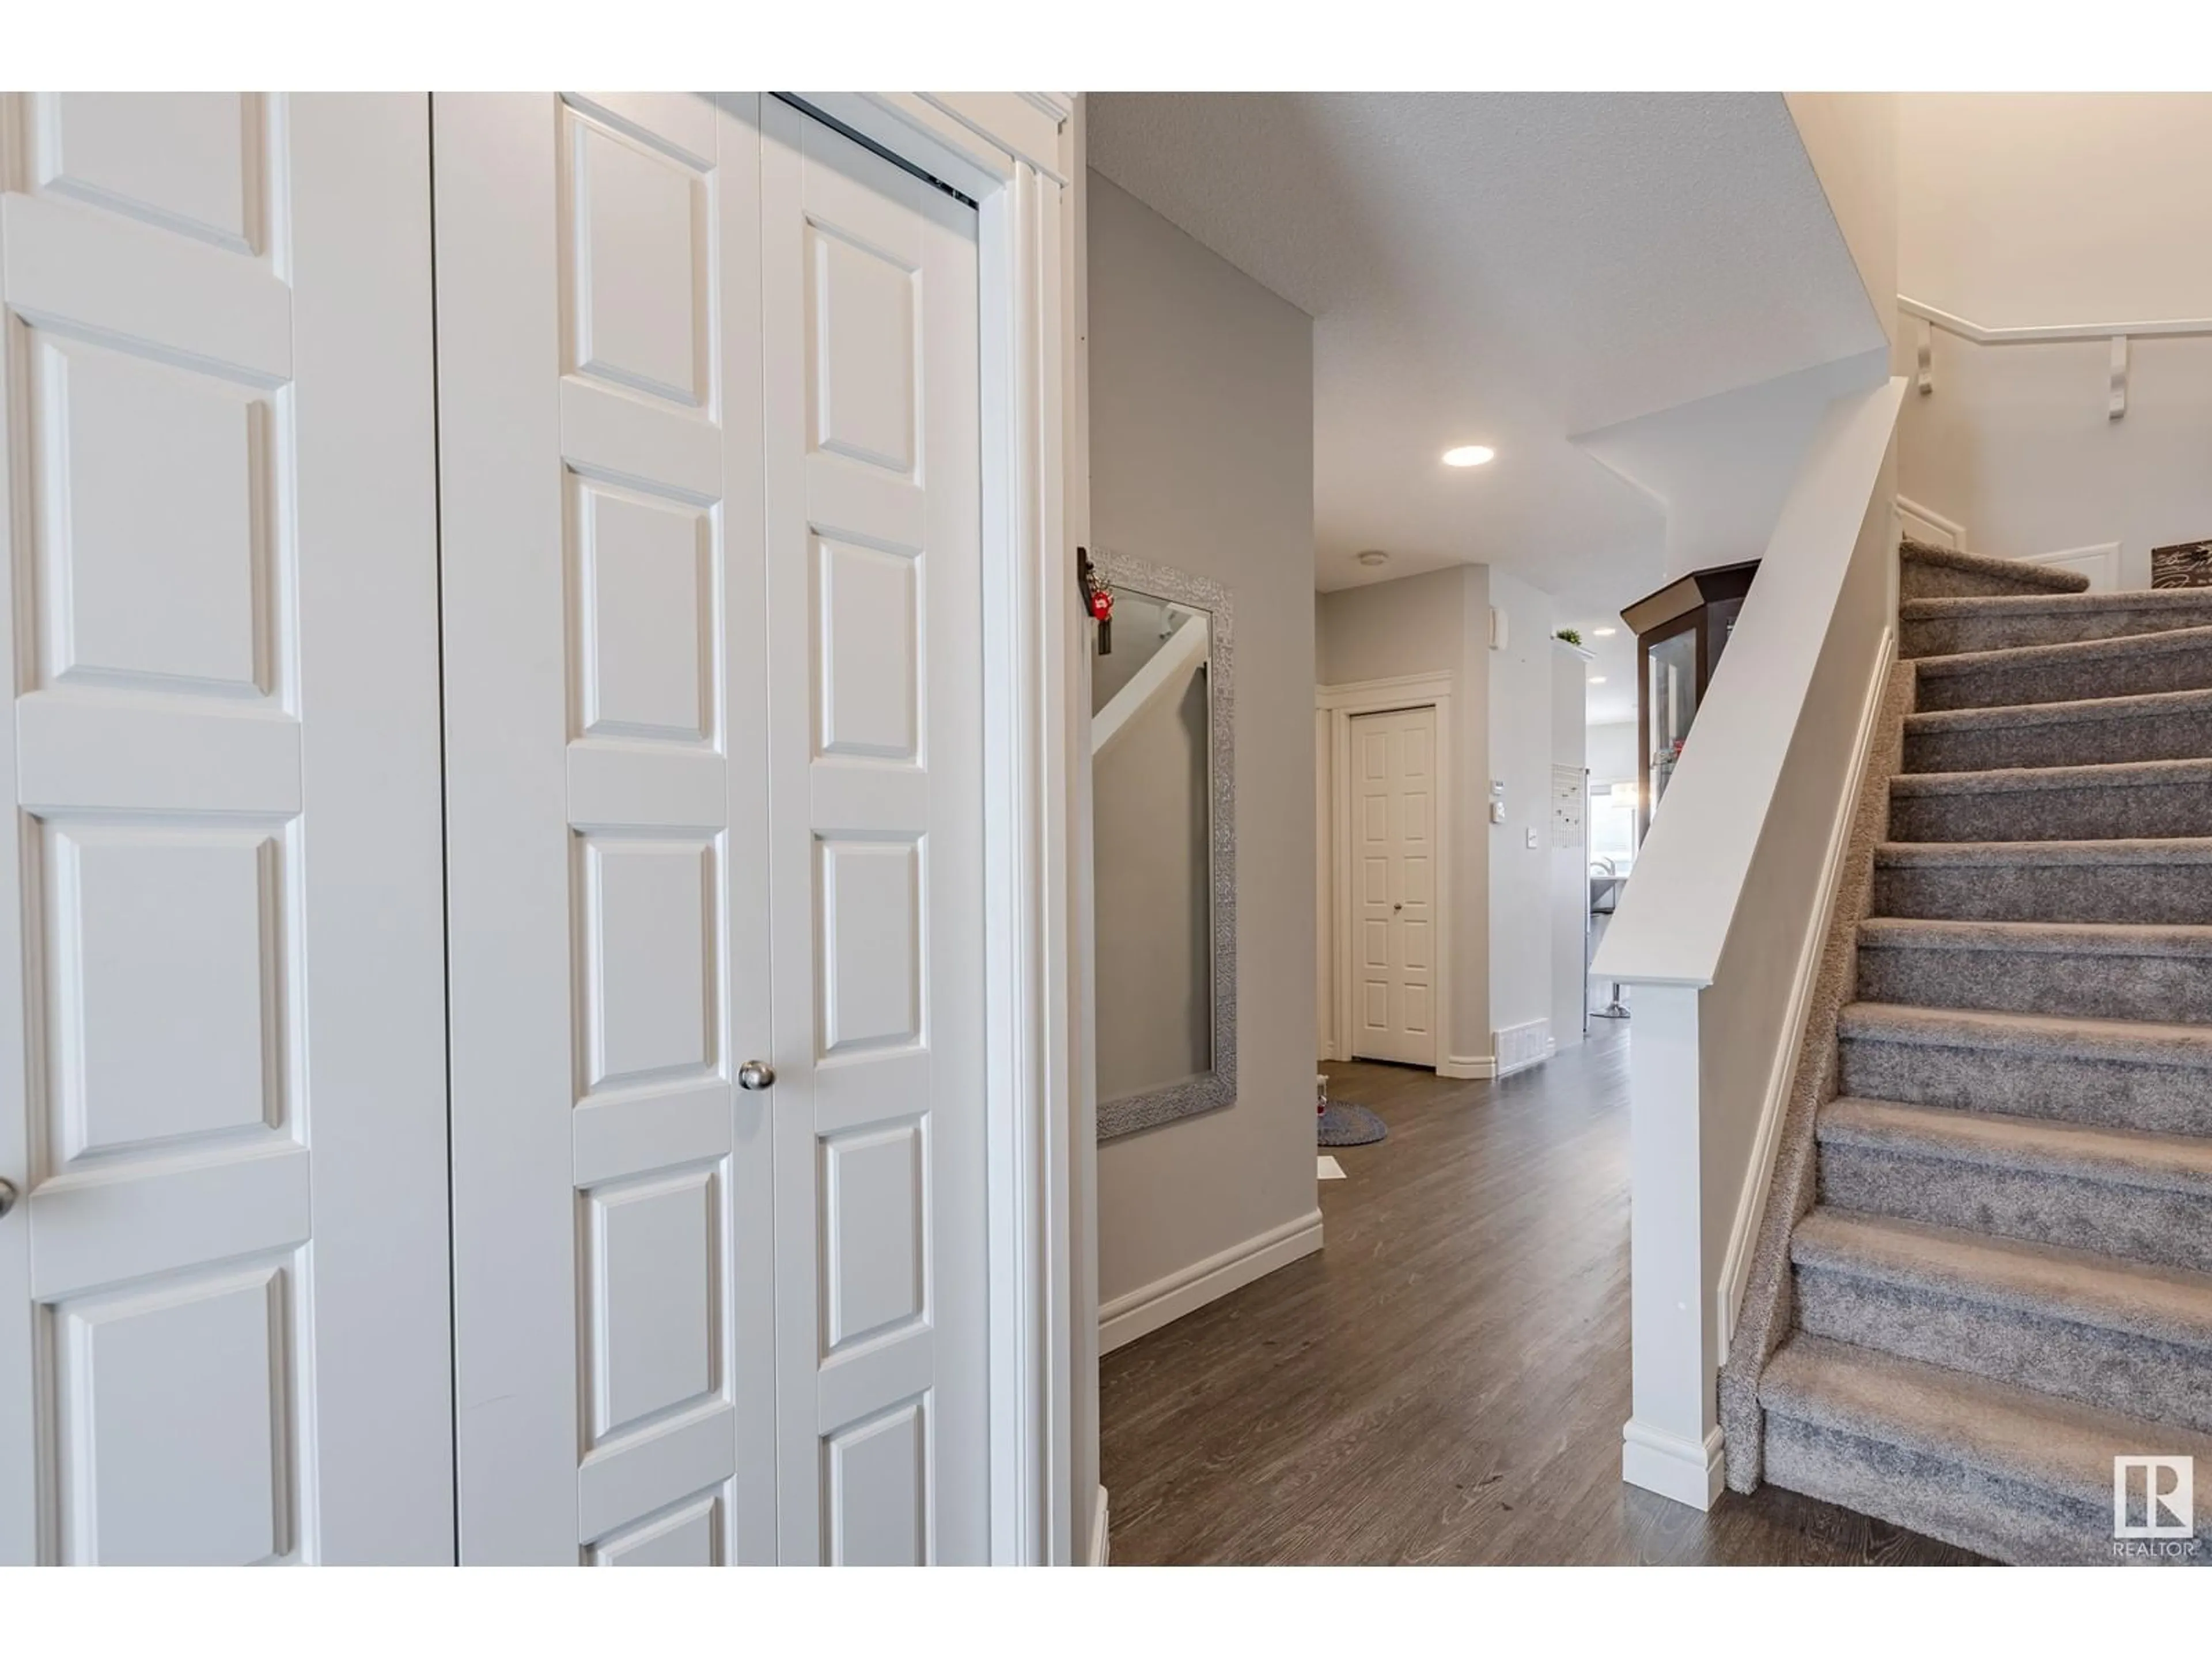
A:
435;91;774;1565
760;95;988;1568
0;92;451;1564
1348;705;1438;1066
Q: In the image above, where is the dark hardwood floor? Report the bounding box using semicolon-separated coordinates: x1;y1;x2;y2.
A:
1099;1027;1987;1565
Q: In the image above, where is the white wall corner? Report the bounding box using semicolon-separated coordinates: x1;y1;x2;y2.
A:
1716;627;1895;1357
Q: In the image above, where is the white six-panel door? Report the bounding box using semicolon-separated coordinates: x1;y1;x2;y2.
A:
0;93;453;1563
760;97;988;1567
437;92;990;1565
1350;706;1438;1066
437;91;776;1566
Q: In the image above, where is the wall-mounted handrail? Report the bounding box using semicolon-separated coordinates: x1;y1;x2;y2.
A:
1900;293;2212;419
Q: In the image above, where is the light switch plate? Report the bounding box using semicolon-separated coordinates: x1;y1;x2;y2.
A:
1525;827;1539;848
1490;801;1507;824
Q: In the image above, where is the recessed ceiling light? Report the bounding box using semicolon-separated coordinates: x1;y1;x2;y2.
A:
1593;626;1618;638
1442;445;1495;468
1357;549;1390;568
1588;676;1607;685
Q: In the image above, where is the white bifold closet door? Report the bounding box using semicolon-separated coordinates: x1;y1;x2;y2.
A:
437;92;988;1566
0;93;454;1564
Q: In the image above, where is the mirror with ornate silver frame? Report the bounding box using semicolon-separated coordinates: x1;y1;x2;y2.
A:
1090;550;1236;1140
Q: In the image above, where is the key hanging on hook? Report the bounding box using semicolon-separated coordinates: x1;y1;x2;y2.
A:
1078;547;1114;654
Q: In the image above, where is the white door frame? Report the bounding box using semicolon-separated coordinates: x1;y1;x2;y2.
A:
1317;672;1456;1073
793;93;1078;1567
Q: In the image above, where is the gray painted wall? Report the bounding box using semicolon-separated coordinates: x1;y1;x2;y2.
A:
1486;568;1557;1048
1088;171;1318;1309
1551;642;1590;1049
1315;566;1467;686
1316;567;1593;1068
1316;566;1492;1067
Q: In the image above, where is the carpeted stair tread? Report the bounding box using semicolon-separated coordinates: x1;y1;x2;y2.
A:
1920;622;2212;677
1859;915;2212;958
1838;1000;2212;1067
1912;623;2212;712
1893;754;2212;798
1820;1096;2212;1199
1790;1207;2212;1352
1874;835;2212;871
1904;588;2212;624
1906;684;2212;733
1869;836;2212;924
1886;756;2212;843
1855;916;2212;1022
1904;684;2212;740
1902;588;2212;658
1760;1333;2212;1514
1899;538;2090;599
1901;685;2212;772
1836;1001;2212;1136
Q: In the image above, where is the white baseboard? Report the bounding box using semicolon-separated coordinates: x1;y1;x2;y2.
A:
1437;1054;1495;1080
1716;626;1895;1359
1098;1209;1324;1354
1621;1419;1726;1510
1088;1484;1109;1566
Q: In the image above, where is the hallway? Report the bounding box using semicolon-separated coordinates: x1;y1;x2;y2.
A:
1099;1030;1984;1564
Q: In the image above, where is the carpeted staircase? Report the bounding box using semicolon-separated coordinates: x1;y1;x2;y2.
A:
1723;538;2212;1565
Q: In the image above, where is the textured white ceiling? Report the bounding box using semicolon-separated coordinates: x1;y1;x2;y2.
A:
1088;92;1884;724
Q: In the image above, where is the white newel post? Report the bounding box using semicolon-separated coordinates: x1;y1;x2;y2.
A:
1619;981;1726;1509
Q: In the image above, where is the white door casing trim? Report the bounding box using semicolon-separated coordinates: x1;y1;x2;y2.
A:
1318;673;1456;1074
790;93;1077;1567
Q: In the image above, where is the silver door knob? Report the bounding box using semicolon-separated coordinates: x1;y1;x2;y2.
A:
737;1060;777;1092
0;1177;16;1219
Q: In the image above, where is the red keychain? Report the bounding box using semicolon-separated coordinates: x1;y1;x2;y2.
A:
1081;555;1115;654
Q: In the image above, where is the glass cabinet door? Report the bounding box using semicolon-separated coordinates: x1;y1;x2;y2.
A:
1646;624;1698;823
